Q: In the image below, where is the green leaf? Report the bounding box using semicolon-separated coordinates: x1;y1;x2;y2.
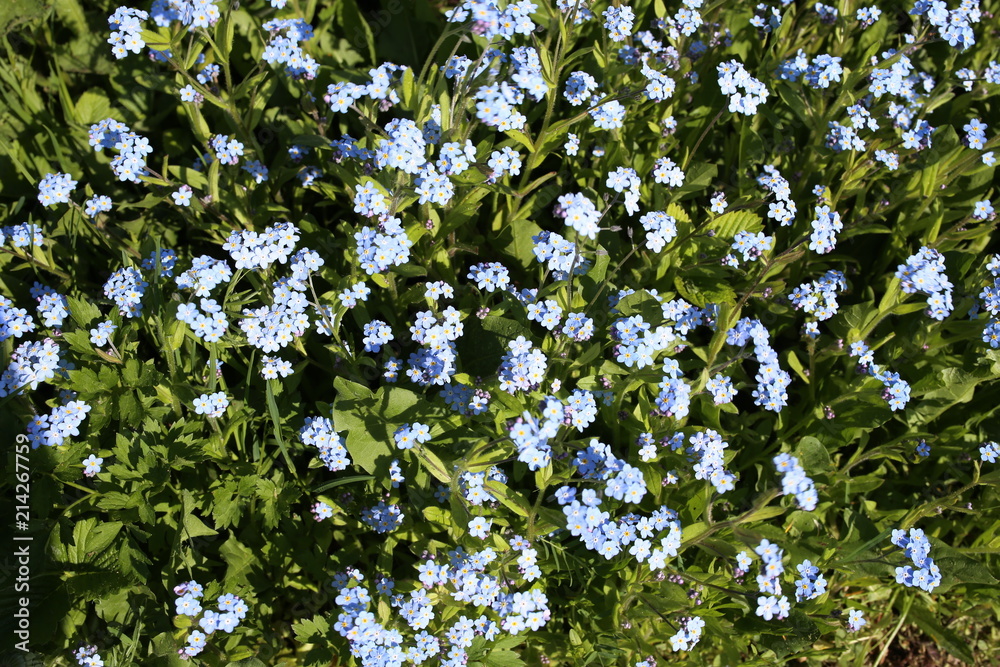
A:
67;296;103;329
292;615;330;643
484;649;524;667
139;28;171;51
313;475;374;493
455;316;532;377
182;512;218;539
336;0;376;64
71;519;123;563
215;9;235;62
707;211;764;239
795;436;832;473
931;541;999;591
220;535;255;587
74;90;112;125
908;604;975;664
401;66;415;108
266;379;297;475
505;129;534;153
615;290;663;322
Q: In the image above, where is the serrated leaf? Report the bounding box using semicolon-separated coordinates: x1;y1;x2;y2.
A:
708;211;764;239
484;649;524;667
67;296;102;329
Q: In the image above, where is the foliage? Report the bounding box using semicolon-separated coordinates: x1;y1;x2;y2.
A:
2;0;1000;665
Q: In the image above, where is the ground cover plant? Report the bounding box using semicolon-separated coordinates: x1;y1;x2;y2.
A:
1;0;1000;664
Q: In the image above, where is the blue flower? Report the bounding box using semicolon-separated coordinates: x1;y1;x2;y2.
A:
82;454;103;477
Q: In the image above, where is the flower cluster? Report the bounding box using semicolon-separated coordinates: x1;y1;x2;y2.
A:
96;123;153;185
393;422;432;450
896;246;954;320
729;230;773;264
261;18;318;80
83;195;113;217
467;262;510;293
641;57;677;101
261;355;293;379
727;318;792;413
606;166;641;215
508;397;562;470
26;400;92;448
73;645;104;667
151;0;222;29
603;6;634;41
639;211;678;252
561;311;595;341
415;165;455;205
31;283;69;328
911;0;981;50
976;254;1000;347
458;467;504;506
486;146;522;183
1;223;43;248
612;315;676;370
107;7;147;59
526;298;563;331
794;559;828;602
532;230;589;280
338;281;371;310
176;255;233;296
560;443;682;567
890;528;942;592
753;540;791;621
758;165;796;226
438;380;488;415
774;454;819;511
174;581;248;658
300;415;351;471
564;70;598;105
177;299;228;342
809;205;843;254
848;341;911;411
589;99;626;130
856;4;881;26
334;547;550;667
1;296;35;342
103;267;149;318
1;338;63;397
688;430;736;493
361;500;404;533
705;374;736;405
363;320;394;352
498;336;547;394
356;217;413;275
37;172;77;206
789;270;847;322
210;134;245;166
407;308;462;386
717;60;769;116
193;392;229;418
